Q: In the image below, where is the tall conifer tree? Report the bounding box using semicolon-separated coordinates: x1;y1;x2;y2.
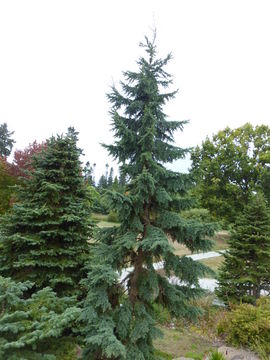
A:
0;123;15;158
81;34;216;359
217;193;270;304
0;127;93;296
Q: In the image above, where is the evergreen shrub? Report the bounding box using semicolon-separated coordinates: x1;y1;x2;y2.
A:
217;298;270;357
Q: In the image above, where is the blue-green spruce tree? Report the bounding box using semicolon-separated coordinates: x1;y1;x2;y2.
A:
216;193;270;304
82;35;216;359
0;276;81;359
0;127;93;296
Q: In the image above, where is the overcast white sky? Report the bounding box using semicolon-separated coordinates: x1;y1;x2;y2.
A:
1;0;270;179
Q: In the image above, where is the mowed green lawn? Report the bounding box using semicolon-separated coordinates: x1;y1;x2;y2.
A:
92;213;120;228
199;256;224;274
172;231;229;257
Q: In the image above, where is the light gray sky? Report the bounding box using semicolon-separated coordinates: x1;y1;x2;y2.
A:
1;0;270;179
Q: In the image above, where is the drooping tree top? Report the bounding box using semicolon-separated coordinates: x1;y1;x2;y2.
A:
81;33;216;360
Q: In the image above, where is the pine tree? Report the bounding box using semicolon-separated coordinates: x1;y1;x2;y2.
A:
98;164;111;190
217;193;270;304
0;127;93;296
118;170;126;188
0;123;15;158
112;176;119;191
105;163;109;182
0;276;80;359
81;34;216;359
107;167;114;188
83;161;96;186
98;174;108;190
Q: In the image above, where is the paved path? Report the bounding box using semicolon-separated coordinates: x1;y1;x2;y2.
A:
169;276;218;292
187;250;225;261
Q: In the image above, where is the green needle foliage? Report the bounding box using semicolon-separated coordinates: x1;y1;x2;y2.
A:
217;193;270;304
0;123;15;158
81;33;217;359
0;276;80;360
0;127;93;296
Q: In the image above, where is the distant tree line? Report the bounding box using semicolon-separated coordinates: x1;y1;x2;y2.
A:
2;121;269;222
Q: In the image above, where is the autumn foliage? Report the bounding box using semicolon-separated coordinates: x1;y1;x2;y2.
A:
0;141;45;213
11;141;46;178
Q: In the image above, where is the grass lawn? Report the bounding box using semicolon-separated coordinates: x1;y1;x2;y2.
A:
199;256;224;275
97;220;120;228
91;213;119;228
172;231;229;257
154;326;215;359
157;256;224;277
212;231;230;251
91;213;110;221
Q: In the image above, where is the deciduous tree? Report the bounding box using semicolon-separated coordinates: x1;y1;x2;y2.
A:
11;140;45;178
0;159;16;214
191;123;270;223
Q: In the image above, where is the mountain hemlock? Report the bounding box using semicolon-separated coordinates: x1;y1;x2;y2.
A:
81;34;216;360
0;127;93;296
216;193;270;304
